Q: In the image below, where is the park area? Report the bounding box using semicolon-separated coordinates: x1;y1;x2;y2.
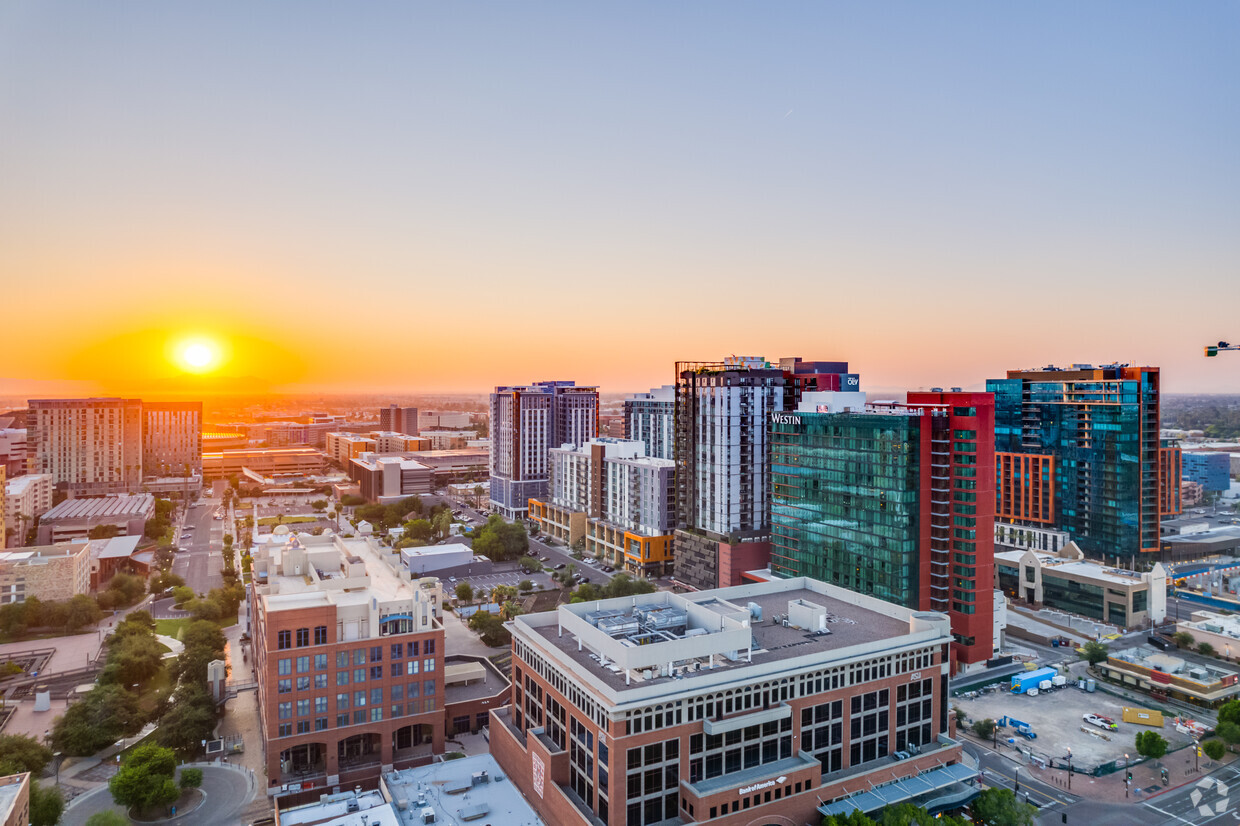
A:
954;673;1195;770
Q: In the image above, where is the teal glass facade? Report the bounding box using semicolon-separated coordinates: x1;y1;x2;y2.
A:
770;412;922;608
988;367;1162;559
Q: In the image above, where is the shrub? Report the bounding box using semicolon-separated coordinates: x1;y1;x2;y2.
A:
179;767;203;789
1203;739;1226;761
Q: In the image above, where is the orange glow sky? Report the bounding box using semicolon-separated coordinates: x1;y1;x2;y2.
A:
1;4;1237;398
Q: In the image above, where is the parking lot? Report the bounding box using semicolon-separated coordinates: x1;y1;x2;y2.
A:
954;666;1195;768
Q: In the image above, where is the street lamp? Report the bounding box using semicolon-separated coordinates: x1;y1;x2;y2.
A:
1066;747;1072;790
1013;766;1020;795
1124;754;1131;798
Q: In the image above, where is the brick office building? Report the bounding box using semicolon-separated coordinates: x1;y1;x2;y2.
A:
250;532;446;798
490;578;974;826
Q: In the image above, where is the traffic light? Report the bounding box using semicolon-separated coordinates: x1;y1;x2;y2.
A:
1126;770;1133;782
1206;346;1219;357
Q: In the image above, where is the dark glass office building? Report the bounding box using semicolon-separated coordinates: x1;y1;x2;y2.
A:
770;391;995;667
987;365;1179;561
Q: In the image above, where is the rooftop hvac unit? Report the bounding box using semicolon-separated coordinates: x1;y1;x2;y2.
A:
747;602;763;621
347;799;360;813
421;807;436;824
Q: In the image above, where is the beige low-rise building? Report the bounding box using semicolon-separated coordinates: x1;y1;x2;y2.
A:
1178;610;1240;661
5;472;56;546
994;542;1166;628
0;773;30;826
0;541;91;605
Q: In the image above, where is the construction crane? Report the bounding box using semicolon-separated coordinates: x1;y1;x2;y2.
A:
1204;341;1240;357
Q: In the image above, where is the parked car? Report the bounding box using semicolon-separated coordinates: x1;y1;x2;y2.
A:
554;563;566;570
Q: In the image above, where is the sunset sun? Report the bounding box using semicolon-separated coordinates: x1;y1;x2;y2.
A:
174;337;223;374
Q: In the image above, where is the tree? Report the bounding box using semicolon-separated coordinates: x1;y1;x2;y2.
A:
1173;631;1196;649
1215;721;1240;745
971;788;1036;826
29;781;64;826
53;685;143;755
88;524;121;539
405;520;434;542
1079;641;1109;665
66;593;103;631
1198;642;1217;658
971;718;996;740
518;556;542;572
101;632;165;687
0;733;52;775
491;584;518;605
468;610;511;647
1218;698;1240;728
179;767;203;788
1203;739;1226;761
311;499;328;512
157;684;217;756
109;744;179;811
518;579;533;592
472;485;485;508
1135;730;1168;760
432;509;452;539
454;582;474;605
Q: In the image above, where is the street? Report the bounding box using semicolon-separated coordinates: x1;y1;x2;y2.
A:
172;498;226;596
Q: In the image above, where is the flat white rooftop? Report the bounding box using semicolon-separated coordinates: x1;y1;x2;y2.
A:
382;753;544;826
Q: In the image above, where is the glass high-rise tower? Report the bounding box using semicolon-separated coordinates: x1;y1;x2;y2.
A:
986;365;1179;561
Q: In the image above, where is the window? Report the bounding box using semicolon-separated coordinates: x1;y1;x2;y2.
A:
314;654;328;671
392;684;404;700
424;639;436;655
315;696;328;713
278;659;291;676
371;687;383;706
297;720;310;734
354;649;366;666
277;630;291;650
278;723;292;737
353;710;366;724
423;658;436;673
314;625;327;645
278;702;292;720
391;643;404;659
336;651;349;668
370;666;383;680
407;661;420;675
337;693;349;710
336;671;350;686
953;407;976;417
424;680;436;695
296;656;310;674
315;674;328;689
370;646;383;662
296;628;309;647
297;677;310;691
354;668;366;683
371;707;383;722
410;641;420;657
336;714;349;728
277;679;291;694
355;691;367;707
391;663;403;677
315;717;328;731
296;699;310;717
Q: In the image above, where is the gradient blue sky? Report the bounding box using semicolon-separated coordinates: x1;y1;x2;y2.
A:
1;2;1237;395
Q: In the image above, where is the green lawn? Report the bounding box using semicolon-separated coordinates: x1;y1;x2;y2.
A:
155;618;189;639
257;515;318;526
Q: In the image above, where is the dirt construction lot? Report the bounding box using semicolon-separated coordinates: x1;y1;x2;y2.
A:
953;678;1194;768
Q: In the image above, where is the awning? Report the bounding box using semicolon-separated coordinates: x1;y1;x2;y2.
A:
818;762;977;817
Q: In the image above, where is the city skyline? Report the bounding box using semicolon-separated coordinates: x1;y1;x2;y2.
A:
2;3;1237;397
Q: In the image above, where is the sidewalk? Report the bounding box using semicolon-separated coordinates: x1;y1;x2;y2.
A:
1013;737;1234;804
